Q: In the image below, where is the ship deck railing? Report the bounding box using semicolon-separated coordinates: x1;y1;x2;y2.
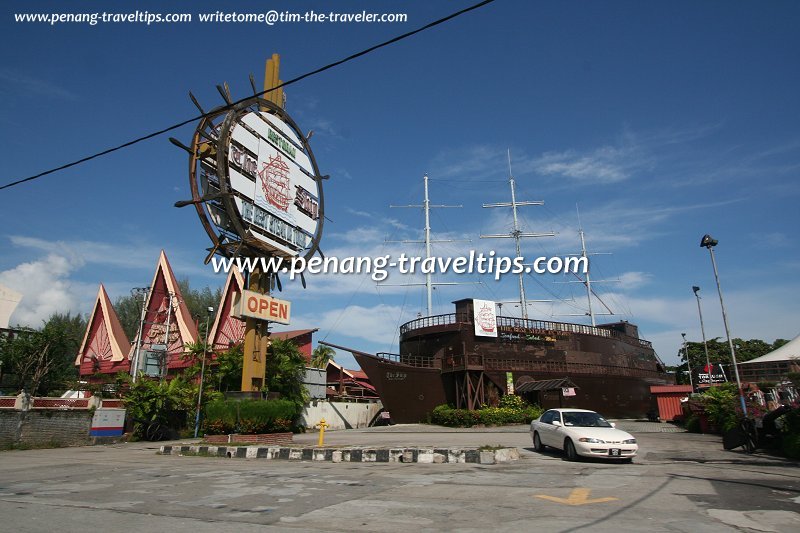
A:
376;353;437;368
482;357;666;379
400;313;653;350
374;352;663;379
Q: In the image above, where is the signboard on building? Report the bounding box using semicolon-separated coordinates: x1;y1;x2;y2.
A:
473;299;497;338
231;289;291;324
697;362;727;385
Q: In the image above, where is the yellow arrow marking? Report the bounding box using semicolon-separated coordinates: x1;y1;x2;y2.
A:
535;488;618;506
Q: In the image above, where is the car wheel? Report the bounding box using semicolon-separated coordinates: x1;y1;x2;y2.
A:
564;439;579;461
533;432;545;452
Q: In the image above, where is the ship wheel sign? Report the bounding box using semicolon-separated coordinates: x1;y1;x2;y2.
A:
173;93;325;271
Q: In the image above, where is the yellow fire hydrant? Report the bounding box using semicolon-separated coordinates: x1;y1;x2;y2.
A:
317;418;330;446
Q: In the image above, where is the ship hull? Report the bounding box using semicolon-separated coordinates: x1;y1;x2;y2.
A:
334;300;672;424
352;352;667;423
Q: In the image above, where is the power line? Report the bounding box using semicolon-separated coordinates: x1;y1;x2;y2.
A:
0;0;496;192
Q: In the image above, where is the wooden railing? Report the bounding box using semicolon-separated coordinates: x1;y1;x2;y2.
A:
483;357;665;379
400;313;653;350
375;353;437;368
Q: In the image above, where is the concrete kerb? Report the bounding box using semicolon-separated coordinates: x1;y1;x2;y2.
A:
159;444;519;465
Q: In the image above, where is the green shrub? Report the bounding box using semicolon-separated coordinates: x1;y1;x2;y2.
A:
203;399;297;434
782;433;800;459
430;399;543;427
499;395;527;410
701;384;740;433
685;414;701;433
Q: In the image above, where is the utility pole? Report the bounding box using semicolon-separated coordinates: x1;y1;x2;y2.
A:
682;332;694;391
194;306;214;438
692;286;713;387
161;292;175;381
130;287;150;382
701;234;747;416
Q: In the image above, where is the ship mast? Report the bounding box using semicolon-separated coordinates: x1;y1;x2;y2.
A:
386;174;463;317
557;205;616;326
480;151;554;319
578;219;595;326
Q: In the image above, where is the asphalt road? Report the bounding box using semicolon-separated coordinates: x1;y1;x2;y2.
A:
1;424;799;532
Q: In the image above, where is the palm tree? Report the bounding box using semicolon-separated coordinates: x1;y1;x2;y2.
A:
310;345;336;369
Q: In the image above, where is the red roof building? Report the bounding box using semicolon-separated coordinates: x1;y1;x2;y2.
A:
271;329;318;362
207;268;246;352
326;361;379;400
75;284;132;377
129;251;198;375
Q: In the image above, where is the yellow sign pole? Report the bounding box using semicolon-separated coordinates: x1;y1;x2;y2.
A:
240;268;270;392
239;54;284;394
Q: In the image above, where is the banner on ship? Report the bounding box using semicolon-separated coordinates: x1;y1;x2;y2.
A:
473;299;498;338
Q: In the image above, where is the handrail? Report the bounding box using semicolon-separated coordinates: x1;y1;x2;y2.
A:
400;313;653;350
375;352;436;368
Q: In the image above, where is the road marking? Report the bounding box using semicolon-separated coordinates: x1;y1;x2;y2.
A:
535;488;618;506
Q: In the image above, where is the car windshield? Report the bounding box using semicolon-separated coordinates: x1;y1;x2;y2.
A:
561;412;613;428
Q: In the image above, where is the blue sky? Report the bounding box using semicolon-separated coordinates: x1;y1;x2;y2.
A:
2;0;799;370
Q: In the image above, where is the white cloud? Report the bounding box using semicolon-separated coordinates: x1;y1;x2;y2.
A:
8;235;212;281
0;253;93;327
616;271;653;290
0;68;78;101
345;207;372;218
290;303;409;350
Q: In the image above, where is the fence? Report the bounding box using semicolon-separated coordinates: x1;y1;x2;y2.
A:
0;395;122;410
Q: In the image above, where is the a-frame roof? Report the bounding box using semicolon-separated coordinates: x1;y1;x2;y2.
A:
131;250;198;357
75;284;132;365
208;267;246;350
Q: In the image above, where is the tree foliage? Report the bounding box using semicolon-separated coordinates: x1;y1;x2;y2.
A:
114;293;143;342
265;338;309;415
123;375;195;440
114;279;221;342
310;344;336;369
0;312;86;395
676;337;789;379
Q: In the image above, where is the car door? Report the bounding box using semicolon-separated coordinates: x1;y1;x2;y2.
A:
538;410;561;448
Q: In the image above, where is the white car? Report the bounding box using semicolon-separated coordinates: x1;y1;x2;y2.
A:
530;408;638;462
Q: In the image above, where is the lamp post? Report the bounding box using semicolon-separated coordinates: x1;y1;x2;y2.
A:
194;306;214;438
700;234;747;416
682;332;693;391
692;286;713;389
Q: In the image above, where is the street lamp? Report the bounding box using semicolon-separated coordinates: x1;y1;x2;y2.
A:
700;234;747;416
692;286;713;389
194;306;214;438
682;332;693;391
